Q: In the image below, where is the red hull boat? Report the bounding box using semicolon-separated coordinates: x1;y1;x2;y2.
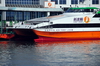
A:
0;34;14;39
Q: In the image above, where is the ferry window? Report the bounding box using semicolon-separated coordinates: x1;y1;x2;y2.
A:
84;9;90;12
66;9;80;12
83;9;94;12
93;14;100;17
65;9;74;12
66;9;95;12
79;9;84;12
90;9;94;12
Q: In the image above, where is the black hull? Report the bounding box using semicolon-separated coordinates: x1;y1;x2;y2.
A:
13;29;38;39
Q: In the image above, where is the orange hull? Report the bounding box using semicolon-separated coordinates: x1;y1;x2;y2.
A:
33;30;100;39
0;34;14;39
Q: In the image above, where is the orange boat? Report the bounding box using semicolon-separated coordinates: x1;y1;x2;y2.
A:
32;7;100;42
0;34;14;39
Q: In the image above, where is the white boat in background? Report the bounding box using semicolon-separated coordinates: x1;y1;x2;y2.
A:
13;7;100;42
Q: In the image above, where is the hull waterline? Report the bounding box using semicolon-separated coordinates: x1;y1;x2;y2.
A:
33;30;100;42
34;36;100;42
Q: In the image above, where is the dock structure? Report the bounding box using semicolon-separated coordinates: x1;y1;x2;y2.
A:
0;20;15;39
0;20;14;34
0;6;63;33
0;0;63;35
0;6;63;36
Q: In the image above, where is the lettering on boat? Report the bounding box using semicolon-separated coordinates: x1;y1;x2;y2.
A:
73;18;83;23
45;29;73;31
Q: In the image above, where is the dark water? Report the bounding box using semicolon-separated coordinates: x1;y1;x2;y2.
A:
0;40;100;66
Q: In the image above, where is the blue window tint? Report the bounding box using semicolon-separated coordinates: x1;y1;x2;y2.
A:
92;0;99;4
79;0;85;4
79;0;85;2
51;0;58;4
71;0;78;4
6;11;47;21
5;0;40;5
79;0;85;3
60;0;66;4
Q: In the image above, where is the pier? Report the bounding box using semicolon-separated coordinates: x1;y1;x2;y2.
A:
0;21;15;39
0;6;63;39
0;21;38;40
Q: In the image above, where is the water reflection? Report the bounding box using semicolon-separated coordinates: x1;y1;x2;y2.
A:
36;40;100;66
0;40;100;66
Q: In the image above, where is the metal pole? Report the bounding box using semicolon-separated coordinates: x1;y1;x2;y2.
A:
0;13;2;33
14;12;17;24
2;11;6;27
0;21;2;34
1;11;6;33
38;12;39;18
27;12;28;20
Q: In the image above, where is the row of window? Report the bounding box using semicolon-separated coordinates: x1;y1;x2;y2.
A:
6;1;39;4
5;0;99;5
40;23;100;28
6;11;61;21
6;11;47;21
51;0;99;4
5;0;40;4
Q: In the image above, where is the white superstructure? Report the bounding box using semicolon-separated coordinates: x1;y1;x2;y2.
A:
13;7;100;31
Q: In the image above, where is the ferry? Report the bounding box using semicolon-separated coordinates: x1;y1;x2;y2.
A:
13;7;100;42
